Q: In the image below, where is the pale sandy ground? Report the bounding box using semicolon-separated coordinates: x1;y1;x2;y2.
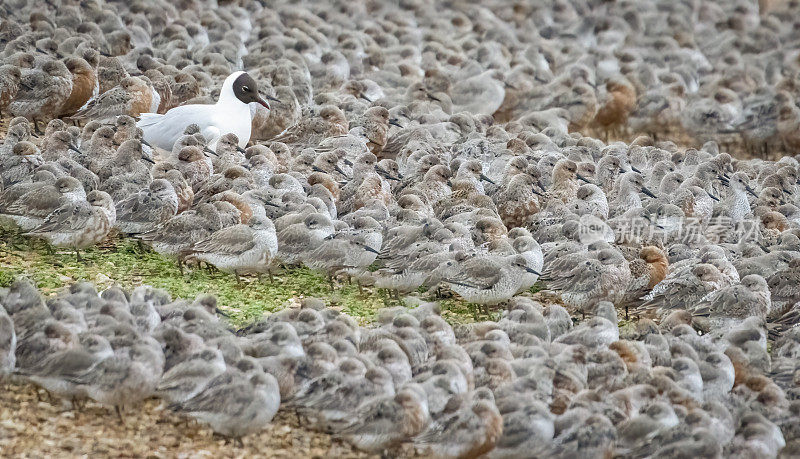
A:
0;381;377;458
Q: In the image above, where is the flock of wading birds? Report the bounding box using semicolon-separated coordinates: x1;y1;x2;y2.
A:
0;0;800;456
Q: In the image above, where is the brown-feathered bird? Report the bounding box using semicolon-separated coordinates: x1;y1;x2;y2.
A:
269;105;348;148
10;60;72;132
59;57;98;117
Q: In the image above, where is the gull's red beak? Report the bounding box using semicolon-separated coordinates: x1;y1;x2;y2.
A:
256;96;270;110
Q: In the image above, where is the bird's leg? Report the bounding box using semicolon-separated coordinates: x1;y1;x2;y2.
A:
625;305;629;322
177;260;184;275
32;118;41;135
234;271;241;285
75;249;82;262
328;274;335;291
357;279;364;296
115;405;125;424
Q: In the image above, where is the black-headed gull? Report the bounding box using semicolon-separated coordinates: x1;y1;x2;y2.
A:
137;71;271;152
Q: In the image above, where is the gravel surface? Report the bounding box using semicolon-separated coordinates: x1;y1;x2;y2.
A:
0;381;377;458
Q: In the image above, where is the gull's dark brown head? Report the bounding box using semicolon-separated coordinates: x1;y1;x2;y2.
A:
232;72;269;109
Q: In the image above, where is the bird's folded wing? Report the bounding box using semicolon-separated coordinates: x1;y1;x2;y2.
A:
6;190;60;217
116;191;152;219
278;226;310;248
336;398;399;434
178;382;248;414
72;86;129;119
16;71;48;100
27;201;93;233
706;288;743;318
448;258;502;289
191;225;254;255
769;272;800;298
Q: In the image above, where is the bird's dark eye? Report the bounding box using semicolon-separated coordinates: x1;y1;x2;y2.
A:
242;86;250;92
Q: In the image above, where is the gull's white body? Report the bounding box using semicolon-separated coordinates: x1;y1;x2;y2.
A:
137;71;254;151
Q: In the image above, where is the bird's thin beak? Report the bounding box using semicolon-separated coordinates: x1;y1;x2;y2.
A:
311;165;325;173
203;146;218;156
363;245;380;254
532;188;545;197
576;173;592;184
334;164;348;176
68;144;83;155
708;193;720;201
525;267;541;275
479;173;496;185
630;165;641;173
746;185;758;197
359;93;372;102
343;158;353;166
141;155;155;164
236;145;247;154
641;186;657;198
389;118;403;128
255;96;270;110
141;138;153;149
375;165;398;180
427;93;441;102
264;94;281;103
